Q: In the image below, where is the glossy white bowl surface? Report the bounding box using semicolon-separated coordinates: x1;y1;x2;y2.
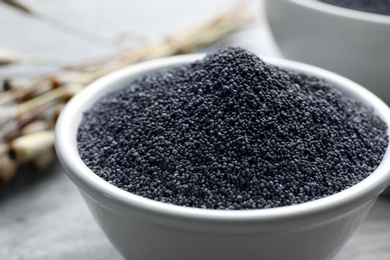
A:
265;0;390;104
55;54;390;260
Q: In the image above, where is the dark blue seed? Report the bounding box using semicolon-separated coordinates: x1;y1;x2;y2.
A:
320;0;390;16
77;47;388;210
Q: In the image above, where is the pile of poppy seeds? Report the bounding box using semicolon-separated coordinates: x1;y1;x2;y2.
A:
77;47;388;210
320;0;390;16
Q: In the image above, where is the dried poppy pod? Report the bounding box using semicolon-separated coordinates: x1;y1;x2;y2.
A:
0;145;16;184
9;130;54;163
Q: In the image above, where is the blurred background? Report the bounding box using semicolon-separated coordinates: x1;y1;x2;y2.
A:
0;0;278;78
0;0;389;259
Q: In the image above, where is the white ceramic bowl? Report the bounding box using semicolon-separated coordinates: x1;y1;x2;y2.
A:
55;54;390;260
264;0;390;104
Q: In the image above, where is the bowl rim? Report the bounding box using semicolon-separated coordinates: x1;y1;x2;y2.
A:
55;53;390;222
291;0;390;24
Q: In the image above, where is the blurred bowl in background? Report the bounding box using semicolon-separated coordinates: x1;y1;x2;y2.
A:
264;0;390;105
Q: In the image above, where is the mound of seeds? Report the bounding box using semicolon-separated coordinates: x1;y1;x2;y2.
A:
77;47;388;210
320;0;390;16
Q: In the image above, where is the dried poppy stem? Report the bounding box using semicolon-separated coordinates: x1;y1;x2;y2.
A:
67;2;255;79
0;95;60;143
0;76;64;106
35;103;64;127
0;88;64;129
1;78;83;126
30;147;55;172
9;130;54;163
0;108;18;129
0;90;15;105
0;47;71;67
0;144;16;184
0;0;119;48
3;103;61;141
20;120;50;136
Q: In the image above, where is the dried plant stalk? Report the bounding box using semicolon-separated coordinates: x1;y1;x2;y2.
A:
9;130;54;163
0;100;55;141
66;3;254;81
36;103;64;126
0;77;62;106
0;87;68;129
20;120;50;136
30;147;55;172
1;0;118;48
0;0;30;14
0;145;16;183
0;47;70;67
0;91;15;105
0;108;18;128
0;155;16;183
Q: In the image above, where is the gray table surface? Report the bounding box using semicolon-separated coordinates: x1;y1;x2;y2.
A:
1;1;389;259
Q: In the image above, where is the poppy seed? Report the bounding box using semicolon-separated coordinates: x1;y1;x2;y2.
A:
77;47;388;210
320;0;390;16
